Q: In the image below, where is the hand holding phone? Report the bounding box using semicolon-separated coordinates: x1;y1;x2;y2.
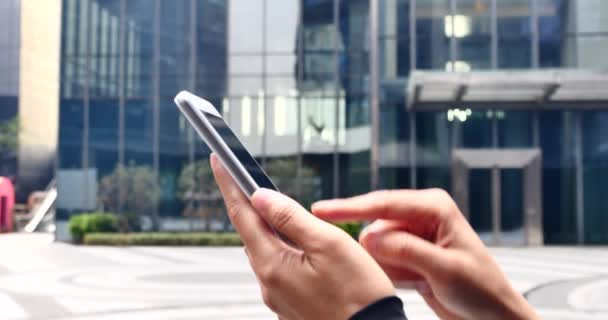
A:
210;154;397;320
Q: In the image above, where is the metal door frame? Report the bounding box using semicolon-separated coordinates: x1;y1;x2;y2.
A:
451;149;543;246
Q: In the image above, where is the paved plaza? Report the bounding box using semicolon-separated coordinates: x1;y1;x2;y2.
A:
0;233;606;320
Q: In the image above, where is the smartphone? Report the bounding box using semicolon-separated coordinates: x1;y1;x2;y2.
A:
174;91;278;198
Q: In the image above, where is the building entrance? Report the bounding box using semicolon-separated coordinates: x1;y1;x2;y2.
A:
451;149;543;246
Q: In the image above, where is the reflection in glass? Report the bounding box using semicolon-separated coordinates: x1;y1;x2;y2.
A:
461;110;492;148
416;112;450;190
468;169;492;238
538;0;565;67
540;111;577;243
302;0;337;92
378;0;411;190
58;99;84;169
497;0;531;68
158;100;190;221
379;0;411;79
500;169;524;244
416;0;450;70
124;99;154;166
378;91;411;190
125;0;155;97
265;0;300;53
455;0;491;69
498;111;532;147
229;0;263;53
158;1;193;98
582;111;608;243
88;100;119;178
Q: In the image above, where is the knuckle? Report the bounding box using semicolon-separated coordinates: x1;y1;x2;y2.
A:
395;234;414;258
258;263;282;287
428;188;450;201
369;190;393;216
427;188;457;218
324;230;349;249
271;203;296;231
225;199;244;221
372;189;394;202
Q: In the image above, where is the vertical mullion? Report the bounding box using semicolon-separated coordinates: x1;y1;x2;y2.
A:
370;0;380;191
296;0;304;200
333;0;340;198
188;0;197;166
152;0;161;229
490;0;497;69
533;111;540;147
449;0;456;68
188;0;198;231
261;0;268;167
118;0;126;214
491;0;499;149
409;112;417;188
410;0;417;188
574;112;584;244
492;114;498;148
409;0;416;70
82;0;91;210
530;0;539;68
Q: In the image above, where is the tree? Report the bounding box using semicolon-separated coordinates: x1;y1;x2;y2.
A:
98;164;161;231
0;117;19;155
177;159;224;231
265;158;318;210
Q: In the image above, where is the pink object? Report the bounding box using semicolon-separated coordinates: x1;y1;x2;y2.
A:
0;177;15;232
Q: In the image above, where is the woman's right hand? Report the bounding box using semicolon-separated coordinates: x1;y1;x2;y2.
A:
312;189;540;320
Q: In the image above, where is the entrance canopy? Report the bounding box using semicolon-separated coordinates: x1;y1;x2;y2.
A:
407;69;608;111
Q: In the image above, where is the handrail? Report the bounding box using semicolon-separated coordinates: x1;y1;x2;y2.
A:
23;184;57;233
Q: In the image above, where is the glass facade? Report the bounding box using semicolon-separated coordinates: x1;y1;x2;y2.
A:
57;0;608;244
0;0;20;177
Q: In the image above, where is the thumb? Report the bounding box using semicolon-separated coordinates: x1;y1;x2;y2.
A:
361;227;448;278
251;188;335;250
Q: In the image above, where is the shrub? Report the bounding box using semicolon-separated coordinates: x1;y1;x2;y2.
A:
177;159;225;231
98;164;160;230
336;223;363;240
68;212;119;243
265;158;318;210
82;232;243;246
68;215;87;243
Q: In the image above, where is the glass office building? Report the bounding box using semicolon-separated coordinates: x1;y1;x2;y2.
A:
0;0;20;176
56;0;608;244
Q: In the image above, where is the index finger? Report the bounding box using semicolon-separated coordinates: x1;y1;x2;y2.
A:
311;189;455;222
210;154;279;259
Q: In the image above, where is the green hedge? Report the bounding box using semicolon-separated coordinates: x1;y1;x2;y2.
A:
336;223;363;240
82;232;243;246
69;212;120;243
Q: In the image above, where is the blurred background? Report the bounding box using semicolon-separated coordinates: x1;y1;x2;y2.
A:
1;1;608;319
0;0;607;246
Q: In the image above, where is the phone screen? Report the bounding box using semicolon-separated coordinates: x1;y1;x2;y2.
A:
202;111;277;191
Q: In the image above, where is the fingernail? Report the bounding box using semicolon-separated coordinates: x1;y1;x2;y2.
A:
310;200;328;212
415;281;432;296
310;199;339;213
363;231;380;251
363;222;383;234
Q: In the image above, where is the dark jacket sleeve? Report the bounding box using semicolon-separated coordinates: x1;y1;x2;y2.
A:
349;296;407;320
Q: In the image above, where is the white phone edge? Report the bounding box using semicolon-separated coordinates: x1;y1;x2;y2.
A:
173;90;260;198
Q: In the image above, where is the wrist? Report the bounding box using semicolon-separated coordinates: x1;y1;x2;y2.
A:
491;287;539;320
